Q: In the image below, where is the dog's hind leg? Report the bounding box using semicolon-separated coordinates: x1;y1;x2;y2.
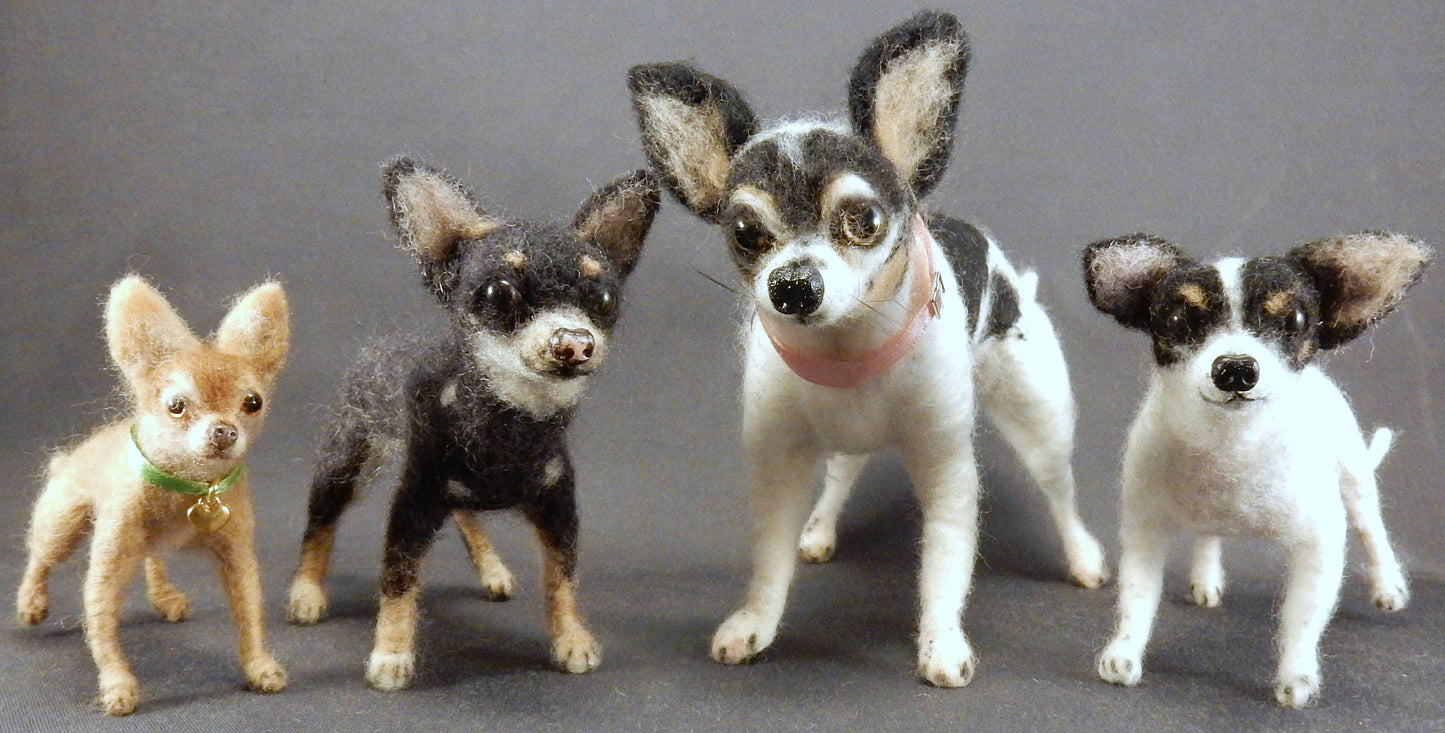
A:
798;453;869;563
975;299;1109;588
16;458;92;626
1187;535;1225;607
144;557;189;622
453;509;515;600
1341;427;1407;611
288;424;373;625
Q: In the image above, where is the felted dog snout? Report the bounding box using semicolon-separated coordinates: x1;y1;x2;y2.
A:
1210;354;1259;393
767;263;824;316
550;328;595;367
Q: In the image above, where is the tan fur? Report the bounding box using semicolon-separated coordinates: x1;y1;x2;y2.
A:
502;249;526;268
15;275;289;716
871;41;961;181
1301;232;1430;331
637;94;732;213
1262;290;1294;317
541;545;600;674
1179;282;1210;309
392;170;502;262
578;255;604;278
452;509;515;599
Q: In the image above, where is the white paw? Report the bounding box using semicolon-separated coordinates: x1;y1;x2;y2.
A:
245;655;288;692
1189;582;1223;608
797;521;837;564
917;629;976;688
1067;533;1110;589
98;674;140;716
1372;571;1409;612
366;650;415;691
1096;643;1143;687
286;578;328;625
1274;673;1321;708
551;628;602;673
479;564;516;601
710;609;776;665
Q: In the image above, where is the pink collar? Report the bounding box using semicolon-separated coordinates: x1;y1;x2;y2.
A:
760;216;942;389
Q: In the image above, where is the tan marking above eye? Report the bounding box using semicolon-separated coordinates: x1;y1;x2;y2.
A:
502;250;526;267
1263;290;1295;317
1178;283;1208;308
579;255;604;278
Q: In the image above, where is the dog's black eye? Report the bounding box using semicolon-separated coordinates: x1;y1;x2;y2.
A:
590;287;617;318
482;281;522;311
241;393;263;414
835;201;885;245
167;396;187;417
1283;306;1308;333
730;218;772;252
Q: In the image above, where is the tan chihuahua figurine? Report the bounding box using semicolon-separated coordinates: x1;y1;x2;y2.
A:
15;275;290;715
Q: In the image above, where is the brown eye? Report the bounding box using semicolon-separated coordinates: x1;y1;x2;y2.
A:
241;393;263;414
730;217;772;252
836;201;884;245
483;281;522;311
167;396;187;417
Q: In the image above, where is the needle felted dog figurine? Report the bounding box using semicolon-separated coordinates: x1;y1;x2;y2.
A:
628;10;1108;687
1084;231;1430;707
285;158;659;690
15;275;290;716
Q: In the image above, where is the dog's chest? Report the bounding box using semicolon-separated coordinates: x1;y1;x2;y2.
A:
422;389;569;507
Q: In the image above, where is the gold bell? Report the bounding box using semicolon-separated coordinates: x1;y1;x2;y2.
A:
187;488;231;533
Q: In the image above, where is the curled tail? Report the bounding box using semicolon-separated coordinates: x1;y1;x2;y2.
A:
1365;427;1394;472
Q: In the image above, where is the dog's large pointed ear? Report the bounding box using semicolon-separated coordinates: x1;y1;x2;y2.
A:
1083;234;1185;330
848;10;969;200
572;170;661;278
215;281;290;379
383;157;503;297
628;63;758;222
106;275;201;382
1289;231;1431;350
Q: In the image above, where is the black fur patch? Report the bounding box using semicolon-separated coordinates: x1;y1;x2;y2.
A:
1240;257;1320;370
1146;265;1227;367
985;272;1021;337
929;215;988;333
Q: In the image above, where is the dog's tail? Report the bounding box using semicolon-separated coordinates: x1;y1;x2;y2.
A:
1365;427;1394;472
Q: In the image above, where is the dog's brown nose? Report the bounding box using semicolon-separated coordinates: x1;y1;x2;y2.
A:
209;422;239;451
550;328;595;367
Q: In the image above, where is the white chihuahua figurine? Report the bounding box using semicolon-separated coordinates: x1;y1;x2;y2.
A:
1085;231;1430;707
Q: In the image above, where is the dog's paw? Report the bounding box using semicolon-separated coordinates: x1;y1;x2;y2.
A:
365;650;415;691
244;655;288;693
710;609;775;665
1273;673;1321;708
917;629;976;688
1371;569;1409;612
797;522;837;564
478;563;516;601
15;593;49;626
1189;582;1223;608
98;675;141;716
551;628;602;674
1096;644;1143;687
150;590;189;623
1067;534;1110;589
286;578;328;625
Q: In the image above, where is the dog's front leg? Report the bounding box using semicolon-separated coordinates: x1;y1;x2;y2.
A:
1272;517;1347;708
526;476;601;674
82;514;146;715
366;460;449;691
711;437;821;665
1097;500;1171;688
209;493;287;694
902;441;981;687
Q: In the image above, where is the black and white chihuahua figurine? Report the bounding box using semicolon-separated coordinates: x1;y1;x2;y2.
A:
286;157;659;690
1084;231;1429;707
628;11;1108;687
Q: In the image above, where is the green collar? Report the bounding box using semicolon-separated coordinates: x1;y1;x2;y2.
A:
129;425;244;496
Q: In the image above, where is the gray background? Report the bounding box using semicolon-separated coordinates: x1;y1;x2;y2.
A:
1;2;1441;731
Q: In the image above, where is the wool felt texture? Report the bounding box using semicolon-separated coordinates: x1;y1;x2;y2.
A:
286;158;660;691
1083;232;1430;707
15;275;291;715
628;9;1109;688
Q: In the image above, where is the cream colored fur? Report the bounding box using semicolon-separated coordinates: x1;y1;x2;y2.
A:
14;275;289;716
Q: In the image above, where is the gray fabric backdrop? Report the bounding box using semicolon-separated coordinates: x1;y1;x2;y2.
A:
2;2;1441;730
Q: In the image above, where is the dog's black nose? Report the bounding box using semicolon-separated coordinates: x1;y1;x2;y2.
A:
1211;355;1259;393
767;264;824;316
550;328;595;367
210;423;239;451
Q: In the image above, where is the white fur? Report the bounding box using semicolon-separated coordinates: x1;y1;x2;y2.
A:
1097;259;1409;708
465;306;604;418
715;224;1109;687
